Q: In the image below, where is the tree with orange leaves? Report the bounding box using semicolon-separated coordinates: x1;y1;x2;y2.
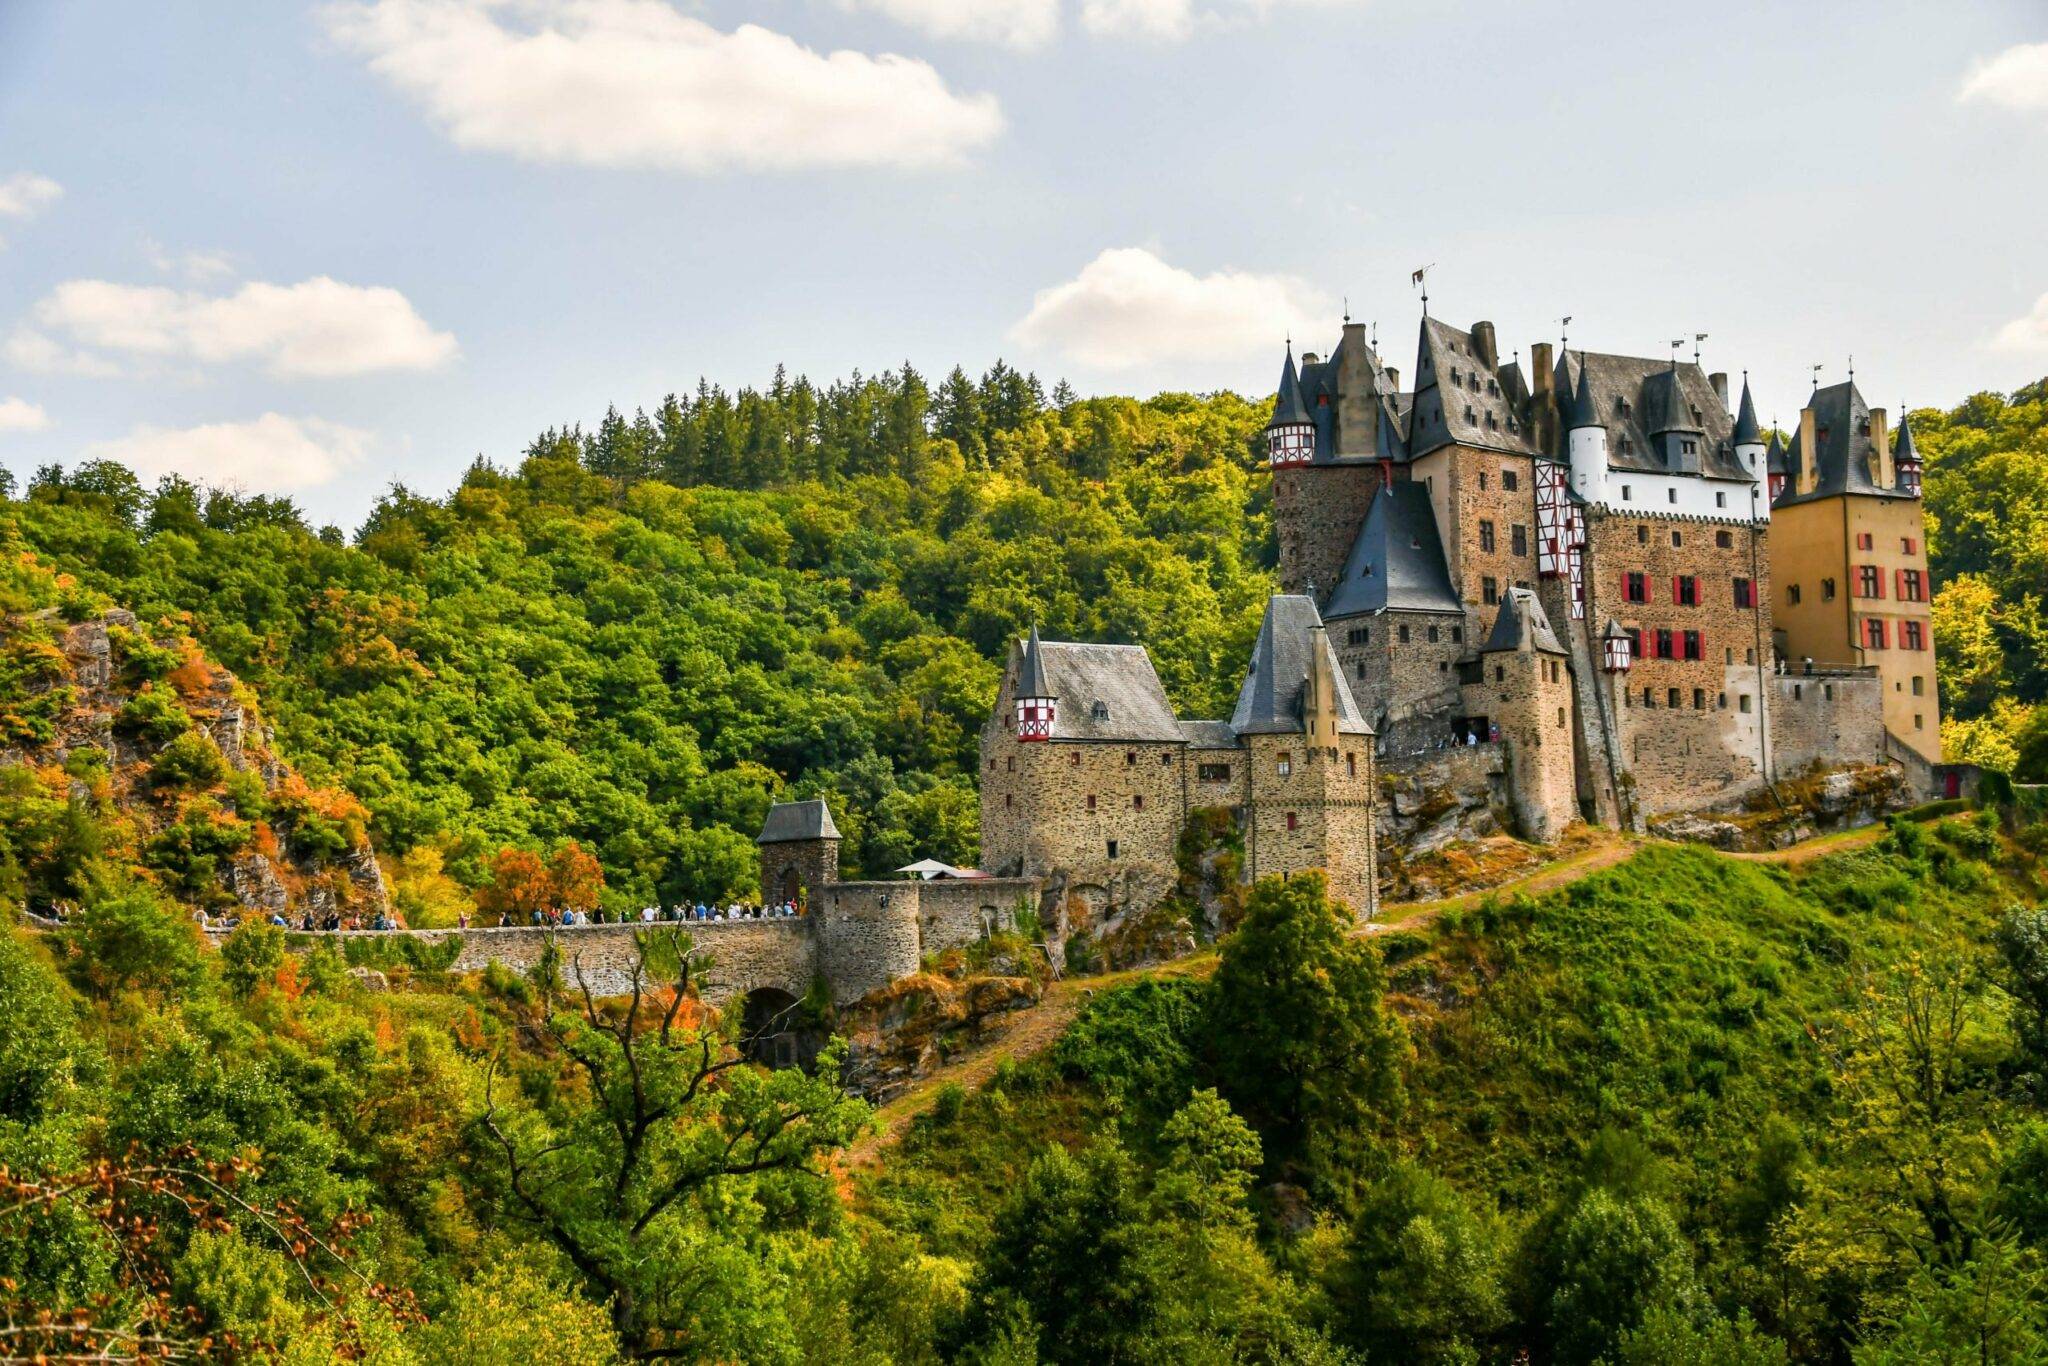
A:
548;841;604;916
477;848;553;922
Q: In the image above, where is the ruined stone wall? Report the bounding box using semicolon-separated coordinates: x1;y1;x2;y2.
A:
1770;669;1886;778
1274;461;1382;599
1583;510;1776;816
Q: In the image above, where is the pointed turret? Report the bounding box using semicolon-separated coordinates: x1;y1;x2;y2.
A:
1732;373;1764;447
1265;346;1315;467
1893;409;1923;495
1480;586;1565;656
1564;357;1609;503
1600;616;1633;673
1014;625;1057;741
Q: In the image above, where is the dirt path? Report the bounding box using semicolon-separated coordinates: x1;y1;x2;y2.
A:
848;953;1217;1167
848;817;1908;1166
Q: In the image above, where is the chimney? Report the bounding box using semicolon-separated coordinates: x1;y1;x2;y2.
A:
1385;367;1401;391
1709;372;1729;408
1301;352;1319;367
1531;341;1557;453
1870;407;1892;488
1531;342;1555;398
1471;320;1499;370
1796;406;1819;495
1334;321;1378;458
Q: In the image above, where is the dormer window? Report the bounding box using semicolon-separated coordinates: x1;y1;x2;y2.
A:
1090;701;1110;722
1489;380;1500;397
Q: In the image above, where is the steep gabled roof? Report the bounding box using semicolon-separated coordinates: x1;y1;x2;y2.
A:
1323;483;1462;619
1178;719;1239;750
1407;317;1541;459
1732;374;1764;447
1230;596;1373;736
1778;380;1916;506
1562;357;1601;431
1479;587;1565;655
1765;430;1788;476
759;799;841;845
1017;640;1185;742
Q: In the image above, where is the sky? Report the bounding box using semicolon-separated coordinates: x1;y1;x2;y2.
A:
0;0;2045;530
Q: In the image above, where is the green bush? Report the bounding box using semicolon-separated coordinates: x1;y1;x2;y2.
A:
113;686;190;747
148;730;227;792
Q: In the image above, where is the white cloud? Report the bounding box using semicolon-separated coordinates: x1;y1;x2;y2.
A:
15;276;457;379
1080;0;1191;40
0;173;62;220
1993;291;2048;354
83;414;370;491
1011;246;1329;370
0;397;51;433
322;0;1005;172
1959;42;2048;115
846;0;1059;50
4;329;122;378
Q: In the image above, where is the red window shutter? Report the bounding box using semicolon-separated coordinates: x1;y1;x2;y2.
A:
1671;575;1680;604
1895;568;1906;601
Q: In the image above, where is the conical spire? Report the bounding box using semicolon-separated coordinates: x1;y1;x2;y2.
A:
1267;346;1312;429
1564;357;1601;431
1764;429;1788;476
1732;372;1764;446
1017;624;1050;698
1893;409;1921;464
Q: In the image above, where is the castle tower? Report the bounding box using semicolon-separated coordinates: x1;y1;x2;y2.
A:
1894;410;1923;496
1015;625;1056;740
1765;431;1789;504
758;799;841;910
1268;326;1393;602
1232;595;1379;919
1771;379;1939;761
1463;588;1577;841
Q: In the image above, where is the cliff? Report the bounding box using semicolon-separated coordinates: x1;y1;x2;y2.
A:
0;607;388;921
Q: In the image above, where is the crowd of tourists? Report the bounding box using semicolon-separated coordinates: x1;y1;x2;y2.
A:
189;901;806;933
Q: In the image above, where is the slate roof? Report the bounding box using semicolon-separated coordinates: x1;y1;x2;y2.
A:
1644;366;1701;435
1178;719;1240;750
1894;411;1922;464
759;799;841;845
1323;483;1463;619
1552;349;1749;480
1016;624;1050;697
1268;348;1311;428
1230;596;1373;736
1732;375;1764;447
1479;587;1565;655
1777;380;1917;507
1765;430;1789;477
1407;317;1542;459
1292;330;1408;464
1018;640;1186;742
1563;361;1601;430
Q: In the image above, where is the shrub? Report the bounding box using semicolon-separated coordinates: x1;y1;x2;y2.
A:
148;730;228;792
113;686;191;747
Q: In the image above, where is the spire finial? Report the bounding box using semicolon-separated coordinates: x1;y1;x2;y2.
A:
1811;363;1823;390
1560;315;1571;355
1343;295;1350;324
1847;354;1855;384
1694;332;1708;365
1411;264;1432;316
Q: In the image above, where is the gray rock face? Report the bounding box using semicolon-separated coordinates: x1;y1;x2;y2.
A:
231;854;290;913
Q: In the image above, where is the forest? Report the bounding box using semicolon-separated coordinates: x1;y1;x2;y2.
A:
0;362;2047;1361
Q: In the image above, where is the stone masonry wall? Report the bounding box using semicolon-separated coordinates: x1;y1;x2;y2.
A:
1770;670;1886;778
917;877;1036;956
979;732;1186;886
1275;462;1382;599
1240;733;1378;919
1330;611;1469;753
1413;447;1543;647
1584;510;1776;816
1461;651;1577;841
759;838;839;912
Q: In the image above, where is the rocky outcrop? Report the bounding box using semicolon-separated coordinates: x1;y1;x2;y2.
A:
1648;763;1910;852
8;609;389;920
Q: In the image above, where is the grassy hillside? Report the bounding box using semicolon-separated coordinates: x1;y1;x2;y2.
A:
864;819;2048;1362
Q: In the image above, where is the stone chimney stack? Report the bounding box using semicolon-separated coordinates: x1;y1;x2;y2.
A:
1530;341;1557;452
1334;321;1378;458
1709;372;1729;408
1796;407;1819;496
1470;320;1499;371
1531;342;1555;397
1870;407;1892;488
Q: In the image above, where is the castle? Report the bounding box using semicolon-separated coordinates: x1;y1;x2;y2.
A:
979;314;1944;921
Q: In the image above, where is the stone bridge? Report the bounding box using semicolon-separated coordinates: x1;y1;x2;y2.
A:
213;876;1040;1008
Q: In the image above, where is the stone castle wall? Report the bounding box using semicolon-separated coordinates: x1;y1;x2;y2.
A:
1770;669;1886;778
1462;650;1577;841
1240;733;1378;918
1584;510;1775;816
979;723;1187;884
1331;610;1467;753
214;873;1040;1008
